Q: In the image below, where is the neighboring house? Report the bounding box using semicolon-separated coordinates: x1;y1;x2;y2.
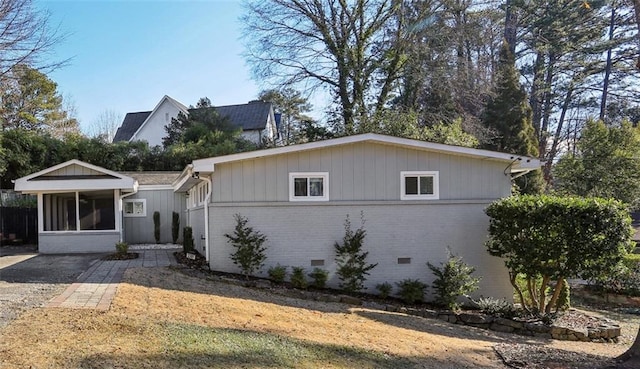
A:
15;133;540;300
112;95;278;147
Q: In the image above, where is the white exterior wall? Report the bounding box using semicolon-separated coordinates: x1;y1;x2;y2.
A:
240;130;263;145
185;207;206;253
123;189;186;244
131;99;182;147
38;231;120;253
208;202;513;301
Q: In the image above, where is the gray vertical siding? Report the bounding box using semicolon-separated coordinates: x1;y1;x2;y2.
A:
210;142;512;202
44;164;104;177
123;189;186;244
208;202;513;301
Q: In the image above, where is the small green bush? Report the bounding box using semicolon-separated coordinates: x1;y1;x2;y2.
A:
395;279;427;304
225;214;268;279
153;211;161;243
268;265;288;283
172;212;180;244
376;282;393;299
290;267;308;289
115;242;128;255
183;226;194;253
427;251;480;311
334;213;377;293
475;297;518;318
308;268;329;289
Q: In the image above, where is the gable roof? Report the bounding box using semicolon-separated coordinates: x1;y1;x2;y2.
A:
204;101;272;131
14;160;137;193
113;97;273;143
113;111;151;142
190;133;541;175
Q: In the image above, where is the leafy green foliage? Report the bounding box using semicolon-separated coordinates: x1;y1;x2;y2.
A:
375;282;393;299
362;110;478;148
474;297;518;319
481;42;544;195
225;214;268;279
172;212;180;244
308;268;329;289
554;120;640;209
0;64;79;136
267;265;288;283
427;251;480;311
183;226;194;254
290;267;307;289
395;279;427;305
485;195;634;313
334;214;377;293
153;211;161;243
115;242;128;255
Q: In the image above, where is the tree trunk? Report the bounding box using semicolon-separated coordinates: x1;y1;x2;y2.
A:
543;83;573;181
600;5;616;121
633;0;640;69
504;0;517;55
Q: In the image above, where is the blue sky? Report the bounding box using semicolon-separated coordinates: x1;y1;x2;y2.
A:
39;0;281;134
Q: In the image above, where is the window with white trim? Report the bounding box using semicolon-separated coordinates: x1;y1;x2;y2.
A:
123;199;146;217
401;171;439;200
289;172;329;201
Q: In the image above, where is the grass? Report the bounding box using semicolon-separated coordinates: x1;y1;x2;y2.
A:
161;323;409;368
2;267;634;368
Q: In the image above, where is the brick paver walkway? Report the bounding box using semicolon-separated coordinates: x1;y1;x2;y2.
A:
47;248;179;310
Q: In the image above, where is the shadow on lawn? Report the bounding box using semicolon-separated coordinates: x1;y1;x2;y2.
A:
354;308;547;345
125;266;351;314
77;325;423;369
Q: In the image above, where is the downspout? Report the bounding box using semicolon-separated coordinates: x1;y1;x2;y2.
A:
202;175;212;262
118;183;139;242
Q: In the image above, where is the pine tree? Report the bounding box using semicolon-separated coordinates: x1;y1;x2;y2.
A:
482;42;544;194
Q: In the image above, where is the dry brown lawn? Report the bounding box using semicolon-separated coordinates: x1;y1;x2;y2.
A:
1;267;639;368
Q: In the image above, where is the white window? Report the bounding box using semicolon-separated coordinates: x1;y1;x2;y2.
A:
401;171;439;200
123;199;146;217
289;172;329;201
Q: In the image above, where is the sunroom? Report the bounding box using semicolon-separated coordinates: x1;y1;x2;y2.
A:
14;160;137;253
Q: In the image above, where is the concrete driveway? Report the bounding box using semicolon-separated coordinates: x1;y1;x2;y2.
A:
0;246;103;328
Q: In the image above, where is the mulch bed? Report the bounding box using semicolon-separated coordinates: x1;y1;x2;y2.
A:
102;252;139;261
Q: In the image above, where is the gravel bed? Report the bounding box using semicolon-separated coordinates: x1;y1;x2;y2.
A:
128;244;181;250
0;282;68;329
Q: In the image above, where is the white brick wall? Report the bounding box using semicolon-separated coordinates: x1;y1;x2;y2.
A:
207;202;512;301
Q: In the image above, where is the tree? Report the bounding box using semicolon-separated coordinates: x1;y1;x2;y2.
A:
0;64;77;134
481;41;544;194
89;109;122;142
334;214;377;293
485;195;634;314
161;98;257;169
0;0;67;76
258;88;313;145
242;0;409;133
553;120;640;209
225;214;268;279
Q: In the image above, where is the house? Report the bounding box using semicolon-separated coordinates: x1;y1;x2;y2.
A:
113;95;278;147
15;133;540;300
13;160;183;252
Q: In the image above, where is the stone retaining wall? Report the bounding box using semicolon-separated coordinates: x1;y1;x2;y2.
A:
572;286;640;308
178;267;622;343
